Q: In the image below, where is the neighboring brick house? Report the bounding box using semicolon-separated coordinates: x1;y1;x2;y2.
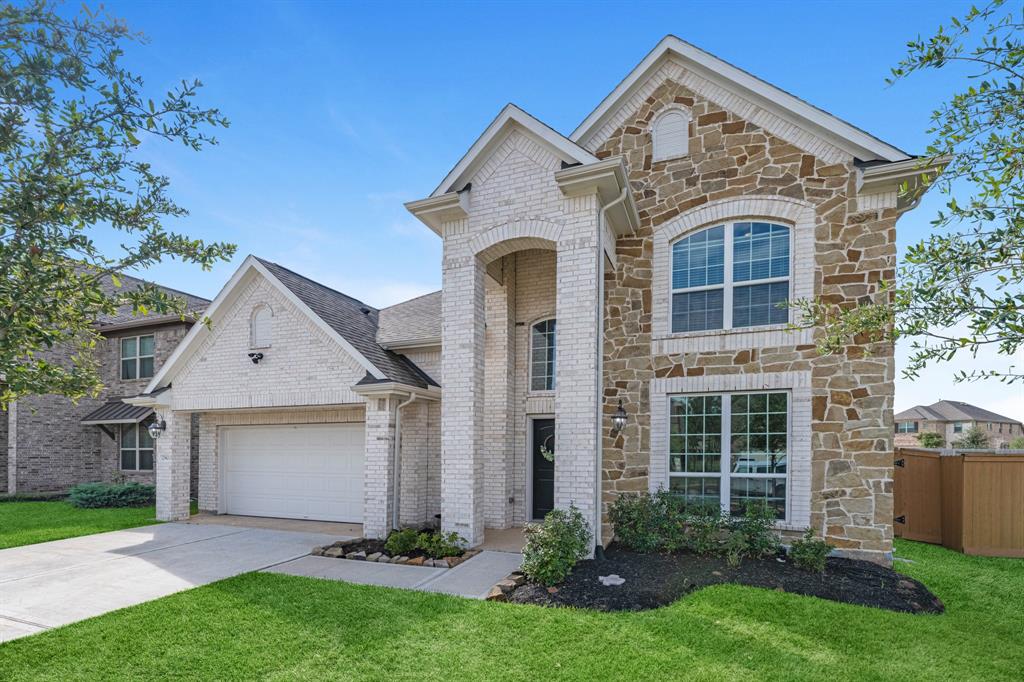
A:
895;401;1024;449
137;36;940;565
1;275;208;495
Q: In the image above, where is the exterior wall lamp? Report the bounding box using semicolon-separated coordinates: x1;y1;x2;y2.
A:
148;417;167;440
248;352;264;364
611;399;627;435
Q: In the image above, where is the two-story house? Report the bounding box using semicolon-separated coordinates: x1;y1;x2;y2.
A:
132;36;940;565
895;400;1023;449
2;274;208;496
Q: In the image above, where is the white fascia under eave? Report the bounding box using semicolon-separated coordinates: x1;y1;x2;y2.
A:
571;35;911;163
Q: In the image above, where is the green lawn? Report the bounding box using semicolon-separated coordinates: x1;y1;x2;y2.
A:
0;500;159;549
0;540;1020;680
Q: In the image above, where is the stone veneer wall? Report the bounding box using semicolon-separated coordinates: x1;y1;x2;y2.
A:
7;323;189;494
595;76;896;562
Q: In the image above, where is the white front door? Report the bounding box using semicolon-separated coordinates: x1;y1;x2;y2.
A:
221;423;365;523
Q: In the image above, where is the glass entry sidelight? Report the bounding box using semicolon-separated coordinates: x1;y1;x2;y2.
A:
531;418;555;520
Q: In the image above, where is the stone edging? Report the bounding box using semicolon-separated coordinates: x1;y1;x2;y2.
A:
485;571;527;601
312;539;480;569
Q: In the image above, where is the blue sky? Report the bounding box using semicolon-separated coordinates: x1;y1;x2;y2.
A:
95;0;1021;418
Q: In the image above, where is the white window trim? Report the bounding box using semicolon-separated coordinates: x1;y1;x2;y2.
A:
250;304;273;349
897;421;919;434
651;105;691;162
667;390;792;523
119;422;154;471
528;317;556;394
120;334;155;381
669;222;792;333
651;196;816;354
649;370;812;531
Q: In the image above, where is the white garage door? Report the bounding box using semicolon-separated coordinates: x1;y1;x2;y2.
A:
221;423;365;523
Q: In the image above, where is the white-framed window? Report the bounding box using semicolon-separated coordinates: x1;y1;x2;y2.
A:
530;318;556;392
120;421;154;471
670;222;791;333
668;391;789;520
953;422;965;433
250;305;273;348
120;335;155;380
651;107;690;162
897;421;919;434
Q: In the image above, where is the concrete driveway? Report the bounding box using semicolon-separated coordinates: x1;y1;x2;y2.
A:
0;522;346;643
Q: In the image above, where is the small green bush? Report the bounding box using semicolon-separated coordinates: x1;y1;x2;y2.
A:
723;529;748;568
608;492;663;553
789;528;832;572
684;503;728;555
729;501;781;559
67;482;155;509
417;531;465;559
521;505;591;586
917;432;945;448
384;528;419;556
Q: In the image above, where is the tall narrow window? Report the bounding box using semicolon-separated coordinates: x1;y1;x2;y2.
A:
530;319;556;392
670;222;791;333
651;109;690;161
120;421;154;471
121;335;155;380
251;305;273;348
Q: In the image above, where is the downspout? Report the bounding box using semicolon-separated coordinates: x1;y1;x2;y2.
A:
392;392;418;531
594;186;629;553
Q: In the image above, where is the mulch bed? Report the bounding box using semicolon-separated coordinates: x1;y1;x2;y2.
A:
326;538;432;561
508;547;944;614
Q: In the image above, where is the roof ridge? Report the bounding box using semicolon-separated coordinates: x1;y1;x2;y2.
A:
254;257;377;312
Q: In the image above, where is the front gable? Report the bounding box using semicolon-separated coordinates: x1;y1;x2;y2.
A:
573;36;910;165
170;269;370;411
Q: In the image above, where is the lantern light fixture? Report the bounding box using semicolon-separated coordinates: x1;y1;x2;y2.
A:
611;399;627;435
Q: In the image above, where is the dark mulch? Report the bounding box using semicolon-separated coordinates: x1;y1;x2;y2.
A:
509;547;944;614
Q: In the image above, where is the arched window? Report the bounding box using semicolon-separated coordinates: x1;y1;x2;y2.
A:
671;222;790;333
250;305;273;348
530;318;556;392
651;108;690;161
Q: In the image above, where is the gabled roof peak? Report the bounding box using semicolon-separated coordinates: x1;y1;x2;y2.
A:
572;35;910;163
430;103;598;197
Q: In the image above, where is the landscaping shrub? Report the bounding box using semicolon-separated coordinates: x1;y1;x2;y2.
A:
384;528;419;556
521;505;590;586
416;531;464;559
684;503;728;555
608;492;663;553
789;528;833;573
67;482;155;508
729;501;781;559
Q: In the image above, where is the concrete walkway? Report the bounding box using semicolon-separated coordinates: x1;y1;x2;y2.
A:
0;522;347;643
266;550;524;599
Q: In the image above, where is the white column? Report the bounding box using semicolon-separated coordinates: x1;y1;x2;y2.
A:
483;263;515;529
155;410;191;521
441;251;486;546
363;396;396;539
554;196;603;546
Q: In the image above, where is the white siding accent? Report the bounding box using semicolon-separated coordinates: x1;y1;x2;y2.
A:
651;107;690;161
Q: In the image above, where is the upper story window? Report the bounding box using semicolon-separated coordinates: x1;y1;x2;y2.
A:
250;305;273;348
671;222;791;333
897;421;919;434
530;318;556;392
121;335;155;380
651;108;690;162
953;422;966;433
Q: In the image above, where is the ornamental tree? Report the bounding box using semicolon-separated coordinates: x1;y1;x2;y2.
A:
0;1;235;405
795;0;1024;384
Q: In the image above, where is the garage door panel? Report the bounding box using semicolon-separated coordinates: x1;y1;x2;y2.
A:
221;424;364;523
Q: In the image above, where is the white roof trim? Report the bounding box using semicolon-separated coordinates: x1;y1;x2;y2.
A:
431;103;598;197
571;35;910;163
144;256;386;393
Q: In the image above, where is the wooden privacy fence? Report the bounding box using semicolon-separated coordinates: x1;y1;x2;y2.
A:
894;448;1024;558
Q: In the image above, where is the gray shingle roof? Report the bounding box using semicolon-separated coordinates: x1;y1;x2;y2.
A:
255;258;438;389
896;400;1022;425
377;291;442;348
96;271;210;328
